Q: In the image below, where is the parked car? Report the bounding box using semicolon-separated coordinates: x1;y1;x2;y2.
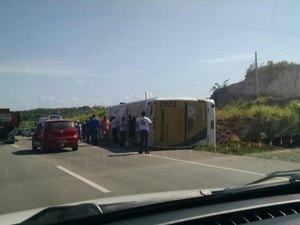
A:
16;128;23;136
28;128;36;137
32;119;78;152
22;128;36;137
22;128;30;137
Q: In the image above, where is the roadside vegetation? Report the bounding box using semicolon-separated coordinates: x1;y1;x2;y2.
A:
198;97;300;162
246;60;300;78
200;61;300;162
19;106;107;128
214;97;300;146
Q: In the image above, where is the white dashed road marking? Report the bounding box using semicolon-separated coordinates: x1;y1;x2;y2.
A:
145;153;266;177
56;166;111;193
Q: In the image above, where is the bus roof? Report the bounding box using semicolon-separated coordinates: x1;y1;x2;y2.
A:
110;97;214;107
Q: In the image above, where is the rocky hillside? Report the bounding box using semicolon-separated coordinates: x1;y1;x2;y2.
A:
211;61;300;106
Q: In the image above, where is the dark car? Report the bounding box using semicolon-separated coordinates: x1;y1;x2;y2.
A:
21;128;30;137
32;119;78;152
16;128;23;136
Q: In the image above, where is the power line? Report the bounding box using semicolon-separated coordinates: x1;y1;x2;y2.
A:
152;43;300;96
153;61;250;95
260;43;300;59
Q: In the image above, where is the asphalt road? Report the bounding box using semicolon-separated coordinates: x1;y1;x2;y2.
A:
0;137;299;215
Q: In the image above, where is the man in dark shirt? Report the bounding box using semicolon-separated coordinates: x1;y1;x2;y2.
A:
91;115;100;146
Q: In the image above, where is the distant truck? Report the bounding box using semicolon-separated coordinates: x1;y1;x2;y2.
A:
0;108;20;144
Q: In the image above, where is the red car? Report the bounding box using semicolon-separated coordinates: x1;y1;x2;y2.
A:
32;119;78;152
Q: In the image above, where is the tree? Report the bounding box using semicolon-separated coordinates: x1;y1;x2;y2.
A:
210;79;230;93
246;63;256;75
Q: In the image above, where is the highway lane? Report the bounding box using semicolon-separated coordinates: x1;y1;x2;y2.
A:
0;137;299;215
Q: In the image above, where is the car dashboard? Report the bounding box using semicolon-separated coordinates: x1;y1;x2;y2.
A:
20;178;300;225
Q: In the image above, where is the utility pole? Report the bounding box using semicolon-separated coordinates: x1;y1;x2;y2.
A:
255;52;260;98
145;92;147;100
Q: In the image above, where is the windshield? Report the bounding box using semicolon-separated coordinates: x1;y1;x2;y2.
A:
1;0;300;223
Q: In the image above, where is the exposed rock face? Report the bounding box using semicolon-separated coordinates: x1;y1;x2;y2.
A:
211;64;300;106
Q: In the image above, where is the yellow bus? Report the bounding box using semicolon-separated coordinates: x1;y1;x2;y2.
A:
108;97;216;148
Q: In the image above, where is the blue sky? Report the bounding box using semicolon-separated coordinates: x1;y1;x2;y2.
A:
1;0;300;110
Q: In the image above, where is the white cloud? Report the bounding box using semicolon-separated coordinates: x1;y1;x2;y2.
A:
87;98;99;103
41;96;55;101
71;97;80;102
73;79;83;85
0;61;110;78
195;53;253;64
123;69;148;73
58;99;67;104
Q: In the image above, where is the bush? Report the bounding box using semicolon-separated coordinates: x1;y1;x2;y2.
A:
217;99;300;145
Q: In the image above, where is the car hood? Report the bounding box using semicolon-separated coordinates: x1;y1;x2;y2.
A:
0;188;218;225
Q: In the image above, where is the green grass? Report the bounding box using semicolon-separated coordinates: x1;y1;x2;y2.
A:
217;98;300;142
196;142;300;163
19;121;36;128
248;148;300;163
196;142;279;155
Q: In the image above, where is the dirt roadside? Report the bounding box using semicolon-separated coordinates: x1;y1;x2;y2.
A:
248;148;300;163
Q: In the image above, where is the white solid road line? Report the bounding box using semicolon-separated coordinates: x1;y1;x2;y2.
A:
56;166;111;193
145;154;266;177
12;144;18;148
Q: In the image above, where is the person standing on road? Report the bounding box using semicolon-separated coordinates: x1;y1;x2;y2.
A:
101;115;111;146
111;116;118;143
91;115;100;146
86;116;93;144
136;111;152;154
119;116;127;147
81;120;88;143
127;114;136;146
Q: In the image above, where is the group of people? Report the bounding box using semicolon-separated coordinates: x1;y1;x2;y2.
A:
74;111;152;153
74;115;111;146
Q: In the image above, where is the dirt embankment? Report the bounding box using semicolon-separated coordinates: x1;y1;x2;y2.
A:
211;63;300;107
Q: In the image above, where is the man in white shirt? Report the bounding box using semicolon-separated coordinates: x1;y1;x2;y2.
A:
119;116;127;147
136;111;152;154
